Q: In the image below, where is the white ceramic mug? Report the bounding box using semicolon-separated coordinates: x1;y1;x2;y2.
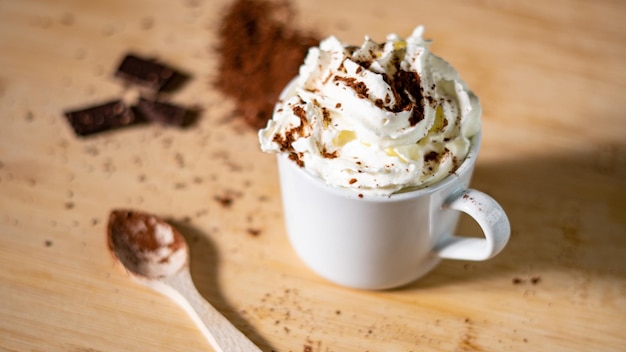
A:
276;132;510;290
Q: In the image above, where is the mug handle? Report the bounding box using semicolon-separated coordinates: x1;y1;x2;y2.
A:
435;189;510;261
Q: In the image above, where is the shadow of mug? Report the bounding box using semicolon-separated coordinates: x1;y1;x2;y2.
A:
412;141;626;289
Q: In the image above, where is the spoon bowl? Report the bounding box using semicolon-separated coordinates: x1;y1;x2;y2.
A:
107;209;262;352
107;210;188;278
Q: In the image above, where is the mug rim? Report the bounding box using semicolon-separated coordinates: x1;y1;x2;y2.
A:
278;132;482;202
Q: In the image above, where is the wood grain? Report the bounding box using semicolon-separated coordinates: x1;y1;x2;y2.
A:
1;0;625;351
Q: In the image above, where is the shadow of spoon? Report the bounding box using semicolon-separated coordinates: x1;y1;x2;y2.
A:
106;209;262;352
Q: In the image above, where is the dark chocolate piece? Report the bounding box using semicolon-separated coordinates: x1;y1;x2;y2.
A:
64;100;134;136
114;54;176;91
134;97;189;126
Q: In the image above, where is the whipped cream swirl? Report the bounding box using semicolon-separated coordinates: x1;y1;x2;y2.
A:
259;26;481;196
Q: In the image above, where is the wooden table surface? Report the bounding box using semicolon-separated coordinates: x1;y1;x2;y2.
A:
1;0;625;351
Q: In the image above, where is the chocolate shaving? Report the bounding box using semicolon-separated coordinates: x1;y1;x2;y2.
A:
391;70;424;125
380;69;425;126
424;151;440;162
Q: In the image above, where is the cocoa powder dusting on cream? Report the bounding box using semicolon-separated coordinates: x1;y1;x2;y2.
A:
379;69;425;125
424;151;440;162
333;76;369;99
270;103;311;165
291;105;308;136
320;146;338;159
215;0;319;129
288;152;304;167
392;70;424;125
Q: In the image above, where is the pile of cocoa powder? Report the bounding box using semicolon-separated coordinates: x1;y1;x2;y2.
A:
214;0;320;129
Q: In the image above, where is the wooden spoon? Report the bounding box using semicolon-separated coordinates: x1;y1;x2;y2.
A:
107;209;262;352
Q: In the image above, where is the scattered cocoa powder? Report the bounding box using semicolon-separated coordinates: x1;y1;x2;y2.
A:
214;0;320;129
213;189;242;208
512;276;542;285
214;194;234;207
247;228;261;237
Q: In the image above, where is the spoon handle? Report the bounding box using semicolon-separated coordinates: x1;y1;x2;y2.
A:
161;270;263;352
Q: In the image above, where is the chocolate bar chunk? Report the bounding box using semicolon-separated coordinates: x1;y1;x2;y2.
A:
64;100;135;136
134;97;189;126
114;54;177;91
